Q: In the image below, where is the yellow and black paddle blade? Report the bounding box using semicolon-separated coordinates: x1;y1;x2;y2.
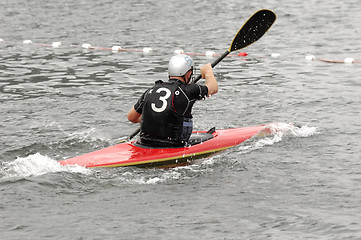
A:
229;9;276;52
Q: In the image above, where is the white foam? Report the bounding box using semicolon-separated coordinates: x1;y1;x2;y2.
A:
66;127;108;144
1;153;90;179
123;170;182;185
239;122;318;153
269;122;318;138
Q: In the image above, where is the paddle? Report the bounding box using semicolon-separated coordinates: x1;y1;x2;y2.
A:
193;9;276;83
120;9;276;143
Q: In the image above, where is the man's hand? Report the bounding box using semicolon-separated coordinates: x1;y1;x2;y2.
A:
200;63;213;79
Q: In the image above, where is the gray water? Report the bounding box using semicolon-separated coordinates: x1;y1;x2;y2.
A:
1;0;361;239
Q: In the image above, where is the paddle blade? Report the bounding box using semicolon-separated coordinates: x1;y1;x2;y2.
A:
229;9;276;52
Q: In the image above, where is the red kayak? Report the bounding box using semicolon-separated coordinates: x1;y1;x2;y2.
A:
59;124;273;168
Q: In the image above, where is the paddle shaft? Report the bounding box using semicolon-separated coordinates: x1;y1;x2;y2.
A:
193;50;230;83
129;128;141;140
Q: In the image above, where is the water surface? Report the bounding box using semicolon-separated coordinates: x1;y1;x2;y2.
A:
1;0;361;239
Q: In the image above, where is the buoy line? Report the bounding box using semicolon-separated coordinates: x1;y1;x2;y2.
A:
266;52;360;64
305;55;361;64
0;38;249;58
173;49;248;57
0;38;360;64
22;40;154;53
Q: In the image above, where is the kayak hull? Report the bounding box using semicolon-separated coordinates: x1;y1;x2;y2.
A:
59;124;271;168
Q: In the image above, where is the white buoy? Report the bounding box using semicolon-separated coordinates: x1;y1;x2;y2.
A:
143;47;153;53
82;43;92;49
205;51;216;57
305;55;316;61
111;46;122;52
23;40;32;44
344;58;354;64
52;42;62;48
271;53;281;58
174;49;184;55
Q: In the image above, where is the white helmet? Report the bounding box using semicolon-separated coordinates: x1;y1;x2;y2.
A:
168;54;194;76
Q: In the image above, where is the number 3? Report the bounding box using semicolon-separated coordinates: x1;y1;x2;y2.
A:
151;88;171;113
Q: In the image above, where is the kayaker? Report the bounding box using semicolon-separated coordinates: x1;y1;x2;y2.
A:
127;54;218;147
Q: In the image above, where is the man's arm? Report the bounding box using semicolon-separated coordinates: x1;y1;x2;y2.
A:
201;63;218;96
127;107;142;123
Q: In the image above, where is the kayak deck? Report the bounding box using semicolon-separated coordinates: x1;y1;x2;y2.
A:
59;124;271;168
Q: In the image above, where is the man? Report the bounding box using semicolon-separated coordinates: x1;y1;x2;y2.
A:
127;54;218;147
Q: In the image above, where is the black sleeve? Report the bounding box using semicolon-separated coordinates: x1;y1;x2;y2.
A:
134;88;151;114
197;84;209;99
187;83;208;100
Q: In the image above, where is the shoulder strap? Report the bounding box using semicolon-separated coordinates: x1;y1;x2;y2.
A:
155;80;164;85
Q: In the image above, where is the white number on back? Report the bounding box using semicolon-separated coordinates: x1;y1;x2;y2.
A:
151;88;171;113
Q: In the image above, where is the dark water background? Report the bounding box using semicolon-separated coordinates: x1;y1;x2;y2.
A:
1;0;360;239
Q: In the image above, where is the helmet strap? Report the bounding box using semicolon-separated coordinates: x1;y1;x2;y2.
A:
185;68;193;84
